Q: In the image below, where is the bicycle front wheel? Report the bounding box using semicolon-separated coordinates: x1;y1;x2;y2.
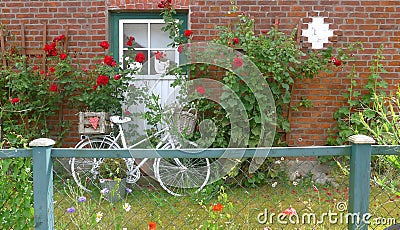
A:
154;142;211;196
71;138;119;192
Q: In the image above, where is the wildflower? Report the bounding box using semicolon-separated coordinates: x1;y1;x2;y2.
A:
100;188;109;194
313;185;319;192
66;207;75;213
196;86;205;95
274;160;281;164
293;181;298;186
123;203;131;212
271;182;277;188
78;196;86;202
149;221;157;230
184;29;193;37
114;74;121;80
11;98;19;104
135;52;146;63
233;57;243;67
126;188;132;193
281;207;297;216
59;53;68;60
233;37;240;45
49;84;58;92
126;36;135;46
99;41;110;49
95;211;103;223
96;75;109;86
212;203;223;212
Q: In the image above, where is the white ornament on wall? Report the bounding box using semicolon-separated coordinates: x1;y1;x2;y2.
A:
302;17;333;49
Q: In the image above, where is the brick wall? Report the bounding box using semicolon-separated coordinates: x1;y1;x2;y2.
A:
1;0;399;146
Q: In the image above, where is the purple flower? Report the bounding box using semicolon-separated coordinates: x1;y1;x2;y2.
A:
126;188;132;193
100;188;109;194
67;207;75;213
78;196;86;202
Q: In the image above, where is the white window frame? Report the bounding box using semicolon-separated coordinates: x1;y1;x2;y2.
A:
118;19;179;80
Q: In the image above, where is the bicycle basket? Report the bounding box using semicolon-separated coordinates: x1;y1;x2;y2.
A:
172;108;197;135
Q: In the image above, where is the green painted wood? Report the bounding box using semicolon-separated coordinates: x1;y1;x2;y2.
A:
371;145;400;155
30;140;55;230
348;142;373;230
51;146;350;158
0;149;32;158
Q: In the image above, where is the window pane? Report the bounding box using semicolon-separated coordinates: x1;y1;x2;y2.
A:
150;50;176;75
123;23;148;48
123;50;149;75
150;24;173;48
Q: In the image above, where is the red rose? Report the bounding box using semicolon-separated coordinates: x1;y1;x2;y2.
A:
184;30;193;37
196;86;205;95
233;57;243;67
135;52;146;63
233;37;240;45
177;45;184;53
126;36;135;46
11;98;19;104
53;34;65;42
49;67;56;73
43;42;58;56
158;3;164;8
49;84;58;92
59;53;68;60
114;74;121;80
40;70;45;75
212;203;223;212
99;41;110;49
96;75;109;86
155;51;163;60
33;66;39;71
334;59;342;67
103;55;115;66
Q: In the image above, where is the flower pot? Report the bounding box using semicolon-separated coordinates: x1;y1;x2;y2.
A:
99;178;127;203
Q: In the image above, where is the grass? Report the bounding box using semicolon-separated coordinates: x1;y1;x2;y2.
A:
53;175;400;230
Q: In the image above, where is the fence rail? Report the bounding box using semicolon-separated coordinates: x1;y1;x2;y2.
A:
1;135;399;230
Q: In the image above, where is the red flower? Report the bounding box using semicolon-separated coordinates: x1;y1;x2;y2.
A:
233;37;240;45
43;42;58;56
177;45;184;53
196;86;205;95
135;52;146;63
184;30;193;37
233;57;243;67
114;74;121;80
53;34;65;42
40;70;45;75
212;203;223;212
148;221;156;230
49;67;56;73
99;41;110;49
49;84;58;92
96;75;109;86
275;21;280;26
103;55;116;66
333;59;342;66
158;0;171;9
33;66;39;71
313;185;319;192
155;51;163;60
126;36;135;46
59;53;68;60
11;98;19;104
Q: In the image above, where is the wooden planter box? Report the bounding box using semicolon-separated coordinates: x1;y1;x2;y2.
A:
78;112;112;134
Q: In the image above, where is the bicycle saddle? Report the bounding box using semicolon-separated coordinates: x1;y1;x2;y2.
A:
110;116;132;124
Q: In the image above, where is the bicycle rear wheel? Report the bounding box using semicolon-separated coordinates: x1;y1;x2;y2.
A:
71;138;119;192
154;142;211;196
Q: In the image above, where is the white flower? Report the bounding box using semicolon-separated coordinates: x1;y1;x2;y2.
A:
293;181;298;186
280;157;284;161
272;182;277;188
96;211;103;223
123;203;131;212
274;160;281;164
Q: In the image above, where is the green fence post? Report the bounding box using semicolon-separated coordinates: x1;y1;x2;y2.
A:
30;138;55;230
348;135;375;230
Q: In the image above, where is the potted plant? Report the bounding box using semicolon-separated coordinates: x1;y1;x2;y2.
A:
98;158;128;202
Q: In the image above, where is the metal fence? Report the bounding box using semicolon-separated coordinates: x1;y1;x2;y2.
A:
1;135;399;230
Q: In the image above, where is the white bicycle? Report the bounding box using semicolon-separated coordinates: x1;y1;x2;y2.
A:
70;114;211;196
